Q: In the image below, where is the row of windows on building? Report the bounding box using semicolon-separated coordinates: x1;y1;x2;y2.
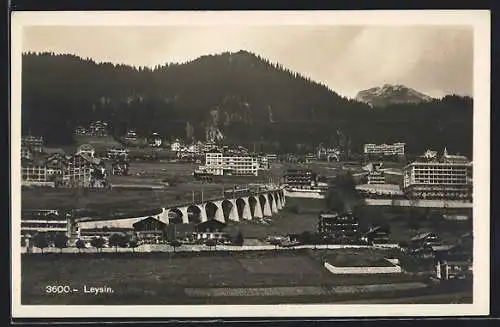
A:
199;151;270;176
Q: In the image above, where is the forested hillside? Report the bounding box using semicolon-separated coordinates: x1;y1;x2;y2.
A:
21;51;473;156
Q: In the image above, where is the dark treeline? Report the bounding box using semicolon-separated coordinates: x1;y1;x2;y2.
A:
22;51;473;156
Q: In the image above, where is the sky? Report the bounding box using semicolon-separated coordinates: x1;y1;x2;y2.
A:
22;25;473;99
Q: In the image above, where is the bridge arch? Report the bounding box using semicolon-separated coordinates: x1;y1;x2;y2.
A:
259;194;272;217
236;198;246;220
205;201;224;222
187;205;202;224
168;208;184;224
222;199;238;221
267;193;275;212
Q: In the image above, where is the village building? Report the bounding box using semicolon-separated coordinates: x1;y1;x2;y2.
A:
107;148;130;161
111;160;130;176
21;210;69;238
198;149;260;176
410;232;441;249
149;133;163;147
21;135;44;153
284;169;318;188
361;226;391;244
317;144;340;162
363;142;405;160
123;129;137;142
435;252;473;280
403;148;473;200
190;220;231;243
318;212;361;243
89;121;108;136
132;217;166;244
76;144;96;158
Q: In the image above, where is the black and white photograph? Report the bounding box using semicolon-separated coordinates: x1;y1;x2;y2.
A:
10;10;490;318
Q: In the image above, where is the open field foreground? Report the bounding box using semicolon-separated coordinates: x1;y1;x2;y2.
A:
21;250;471;305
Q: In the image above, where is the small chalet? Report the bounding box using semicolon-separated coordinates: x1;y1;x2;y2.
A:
318;212;360;243
192;220;230;241
361;226;390;244
149;133;163;147
112;160;130;176
133;217;166;243
410;232;440;248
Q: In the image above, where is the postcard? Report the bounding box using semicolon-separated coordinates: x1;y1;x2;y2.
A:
10;10;491;318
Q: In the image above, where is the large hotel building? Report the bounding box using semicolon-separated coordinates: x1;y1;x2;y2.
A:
402;149;472;200
198;150;260;176
364;142;405;159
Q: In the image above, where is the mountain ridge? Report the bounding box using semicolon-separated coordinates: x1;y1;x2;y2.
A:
21;51;473;156
355;84;434;107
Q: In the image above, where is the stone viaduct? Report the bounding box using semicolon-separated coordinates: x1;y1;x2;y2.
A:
76;187;286;230
161;187;286;224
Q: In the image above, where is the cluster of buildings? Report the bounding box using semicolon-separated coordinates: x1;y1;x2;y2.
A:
21;136;110;188
74;121;109;137
356;147;472;201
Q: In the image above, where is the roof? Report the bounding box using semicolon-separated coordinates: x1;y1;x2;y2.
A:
78;152;102;165
44;147;66;155
195;219;227;232
132;216;166;229
78;143;95;151
411;232;435;241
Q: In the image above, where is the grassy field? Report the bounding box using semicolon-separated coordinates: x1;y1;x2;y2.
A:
21;249;449;305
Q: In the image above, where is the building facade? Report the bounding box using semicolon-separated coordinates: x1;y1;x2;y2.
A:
318;212;360;243
21;210;69;237
284;169;317;188
367;170;386;184
364;142;405;159
21;135;44;153
21;153;104;188
89;121;108;136
402;149;472;200
199;150;259;176
107;148;130;161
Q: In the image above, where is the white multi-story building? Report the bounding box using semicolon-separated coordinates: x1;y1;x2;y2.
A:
21;210;69;236
402;149;472;200
200;150;259;176
367;170;386;184
364;142;405;158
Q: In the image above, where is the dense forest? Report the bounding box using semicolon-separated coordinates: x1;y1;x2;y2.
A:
21;50;473;157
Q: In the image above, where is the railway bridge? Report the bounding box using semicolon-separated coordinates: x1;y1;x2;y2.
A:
75;187;286;230
161;187;286;224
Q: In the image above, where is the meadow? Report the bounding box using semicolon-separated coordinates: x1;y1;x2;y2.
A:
21;249;459;305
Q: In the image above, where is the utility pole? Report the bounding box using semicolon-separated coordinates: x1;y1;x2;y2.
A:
192;190;195;204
